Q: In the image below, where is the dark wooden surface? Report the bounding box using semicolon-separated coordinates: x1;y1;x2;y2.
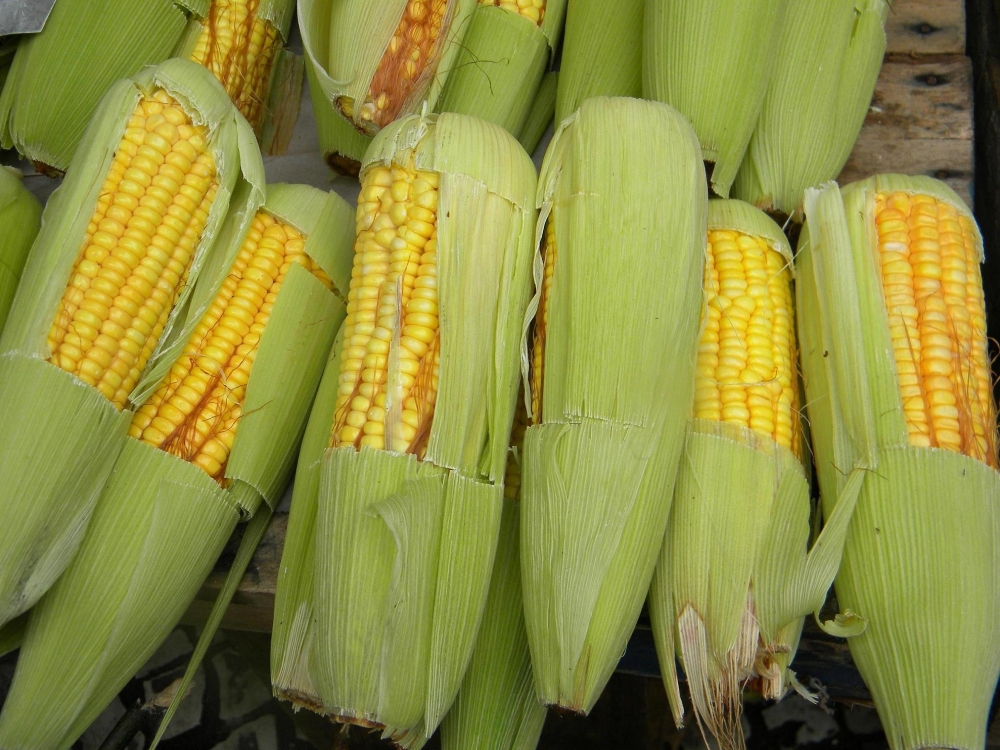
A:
182;0;983;711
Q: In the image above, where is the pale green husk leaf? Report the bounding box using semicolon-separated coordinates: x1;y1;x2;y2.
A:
260;49;306;156
0;441;239;750
441;498;547;750
732;0;889;217
797;178;1000;750
643;0;785;198
271;326;346;713
0;614;24;659
311;113;536;741
521;96;706;713
0;168;41;335
519;71;558;155
435;6;549;139
0;0;190;170
0;60;255;626
305;58;372;175
555;0;644;124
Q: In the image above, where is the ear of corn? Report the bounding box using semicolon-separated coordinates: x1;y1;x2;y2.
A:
732;0;889;218
303;111;537;746
518;70;557;155
647;199;860;750
175;0;301;153
0;167;42;335
643;0;785;198
796;176;1000;750
0;183;352;750
434;0;566;141
521;96;706;715
440;401;547;750
555;0;644;124
0;59;259;630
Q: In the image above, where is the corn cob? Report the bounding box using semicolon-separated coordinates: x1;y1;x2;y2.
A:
0;0;298;173
440;400;547;750
732;0;889;218
300;0;565;169
643;0;784;198
648;200;860;750
521;96;706;715
797;176;1000;750
303;111;536;748
0;167;42;335
555;0;644;123
0;59;259;630
0;183;353;750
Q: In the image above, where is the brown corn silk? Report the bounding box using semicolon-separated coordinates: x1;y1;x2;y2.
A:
353;0;451;130
530;217;555;421
874;191;997;466
478;0;546;25
47;89;218;411
130;210;333;484
697;228;801;459
189;0;283;135
331;161;441;456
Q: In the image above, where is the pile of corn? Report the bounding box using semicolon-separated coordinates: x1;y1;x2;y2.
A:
0;4;995;750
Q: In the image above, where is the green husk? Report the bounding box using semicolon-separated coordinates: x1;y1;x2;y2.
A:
0;36;19;95
796;176;1000;750
643;0;785;198
271;325;347;714
0;167;41;335
521;96;706;715
309;111;538;746
435;2;566;141
648;199;860;750
302;5;372;174
555;0;643;123
440;497;547;750
732;0;889;218
0;0;191;172
518;71;557;156
0;59;260;629
0;182;351;749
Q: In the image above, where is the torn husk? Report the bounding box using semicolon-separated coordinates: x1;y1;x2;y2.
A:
796;176;1000;750
648;199;860;750
309;111;537;746
440;408;547;750
0;183;352;750
521;96;706;715
555;0;643;123
731;0;889;218
0;59;258;629
642;0;785;198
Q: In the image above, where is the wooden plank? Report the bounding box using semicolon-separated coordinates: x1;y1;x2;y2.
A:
886;0;965;56
841;56;974;206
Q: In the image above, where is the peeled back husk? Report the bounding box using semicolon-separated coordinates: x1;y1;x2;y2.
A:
0;167;42;335
310;111;538;748
731;0;889;218
648;200;860;750
521;96;706;715
0;59;260;630
796;176;1000;750
642;0;785;198
0;182;353;750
